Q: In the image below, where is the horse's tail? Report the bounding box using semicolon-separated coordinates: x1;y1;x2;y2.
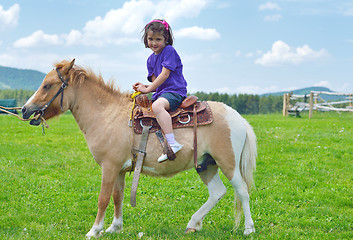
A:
234;191;242;230
240;118;257;191
234;118;257;229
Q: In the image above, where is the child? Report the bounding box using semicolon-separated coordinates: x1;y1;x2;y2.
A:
132;19;187;163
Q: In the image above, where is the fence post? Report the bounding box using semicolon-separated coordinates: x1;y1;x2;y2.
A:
283;93;287;116
309;92;314;119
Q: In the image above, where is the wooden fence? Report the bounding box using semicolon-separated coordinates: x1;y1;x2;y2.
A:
283;91;353;118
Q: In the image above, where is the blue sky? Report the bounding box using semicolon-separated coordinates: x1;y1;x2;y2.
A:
0;0;352;94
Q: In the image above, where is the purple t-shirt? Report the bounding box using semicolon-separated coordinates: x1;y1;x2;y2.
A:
147;45;187;100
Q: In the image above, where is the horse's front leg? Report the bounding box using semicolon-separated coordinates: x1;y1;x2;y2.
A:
86;163;119;239
106;172;126;234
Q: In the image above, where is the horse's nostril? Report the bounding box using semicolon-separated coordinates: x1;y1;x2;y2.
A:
22;106;27;115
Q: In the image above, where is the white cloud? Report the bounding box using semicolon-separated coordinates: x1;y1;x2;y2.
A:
259;2;281;11
13;30;63;48
79;0;209;45
0;51;60;71
313;81;331;88
0;53;16;65
65;30;83;46
174;26;220;40
80;0;153;46
154;0;208;22
264;14;282;21
13;0;212;48
255;40;328;66
0;4;20;31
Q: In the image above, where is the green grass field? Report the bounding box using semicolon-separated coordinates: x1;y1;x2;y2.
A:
1;112;352;239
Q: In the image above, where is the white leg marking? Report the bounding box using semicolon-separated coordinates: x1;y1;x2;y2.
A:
106;216;123;233
231;171;255;235
187;171;226;230
86;219;104;239
225;105;255;235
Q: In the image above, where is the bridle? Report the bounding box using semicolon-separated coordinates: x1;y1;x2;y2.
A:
39;68;69;116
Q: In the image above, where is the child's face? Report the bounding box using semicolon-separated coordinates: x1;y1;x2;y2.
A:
147;31;166;55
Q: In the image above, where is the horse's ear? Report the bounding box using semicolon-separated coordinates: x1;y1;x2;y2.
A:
62;58;75;74
70;58;75;68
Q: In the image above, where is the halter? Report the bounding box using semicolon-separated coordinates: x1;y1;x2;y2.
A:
39;68;69;115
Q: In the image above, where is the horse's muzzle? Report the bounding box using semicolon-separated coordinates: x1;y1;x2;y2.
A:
22;105;42;126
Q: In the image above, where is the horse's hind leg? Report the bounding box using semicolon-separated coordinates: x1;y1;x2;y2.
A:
106;172;125;234
186;155;226;232
229;169;255;235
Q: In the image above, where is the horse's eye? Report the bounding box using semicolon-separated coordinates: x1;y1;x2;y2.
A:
43;84;51;90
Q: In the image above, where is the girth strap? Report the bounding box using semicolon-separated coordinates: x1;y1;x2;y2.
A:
130;125;151;207
193;105;198;168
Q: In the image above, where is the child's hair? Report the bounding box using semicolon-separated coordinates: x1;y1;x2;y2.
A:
142;19;174;48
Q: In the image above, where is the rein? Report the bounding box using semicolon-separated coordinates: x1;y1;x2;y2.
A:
0;105;49;133
0;68;69;134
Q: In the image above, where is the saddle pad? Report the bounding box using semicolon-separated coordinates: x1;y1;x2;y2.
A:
133;101;213;134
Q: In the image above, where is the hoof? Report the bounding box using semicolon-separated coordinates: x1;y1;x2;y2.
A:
86;229;103;239
244;226;255;236
105;224;122;234
184;228;197;234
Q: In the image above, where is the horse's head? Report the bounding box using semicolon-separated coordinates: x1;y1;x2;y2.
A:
22;59;75;125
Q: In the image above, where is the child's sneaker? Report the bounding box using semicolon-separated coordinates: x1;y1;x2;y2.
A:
158;143;183;163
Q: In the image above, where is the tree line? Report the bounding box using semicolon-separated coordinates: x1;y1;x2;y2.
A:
193;92;283;114
0;89;35;106
0;89;284;114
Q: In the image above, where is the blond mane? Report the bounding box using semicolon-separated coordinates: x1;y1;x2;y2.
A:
55;60;130;98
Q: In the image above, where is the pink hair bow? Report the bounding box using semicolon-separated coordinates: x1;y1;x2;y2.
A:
148;19;169;31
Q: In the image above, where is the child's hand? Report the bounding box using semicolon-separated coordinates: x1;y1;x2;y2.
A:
132;82;141;91
132;82;149;93
136;84;149;93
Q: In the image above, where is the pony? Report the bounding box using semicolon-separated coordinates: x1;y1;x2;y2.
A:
21;59;257;238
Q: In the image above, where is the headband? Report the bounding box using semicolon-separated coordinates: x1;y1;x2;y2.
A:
147;20;169;31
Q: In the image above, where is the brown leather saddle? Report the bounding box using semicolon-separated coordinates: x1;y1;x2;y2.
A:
132;94;213;134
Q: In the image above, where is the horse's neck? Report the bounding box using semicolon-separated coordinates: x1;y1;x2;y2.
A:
70;82;131;136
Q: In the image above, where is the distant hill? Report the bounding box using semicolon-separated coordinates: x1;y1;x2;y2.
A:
0;65;45;90
261;86;348;101
261;86;333;97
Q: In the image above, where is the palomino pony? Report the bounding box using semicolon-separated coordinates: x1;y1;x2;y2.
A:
22;59;257;238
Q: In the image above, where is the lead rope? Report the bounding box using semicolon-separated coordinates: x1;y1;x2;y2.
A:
0;106;49;134
128;91;141;127
128;91;142;175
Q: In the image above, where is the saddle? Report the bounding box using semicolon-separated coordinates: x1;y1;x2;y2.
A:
132;94;213;134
